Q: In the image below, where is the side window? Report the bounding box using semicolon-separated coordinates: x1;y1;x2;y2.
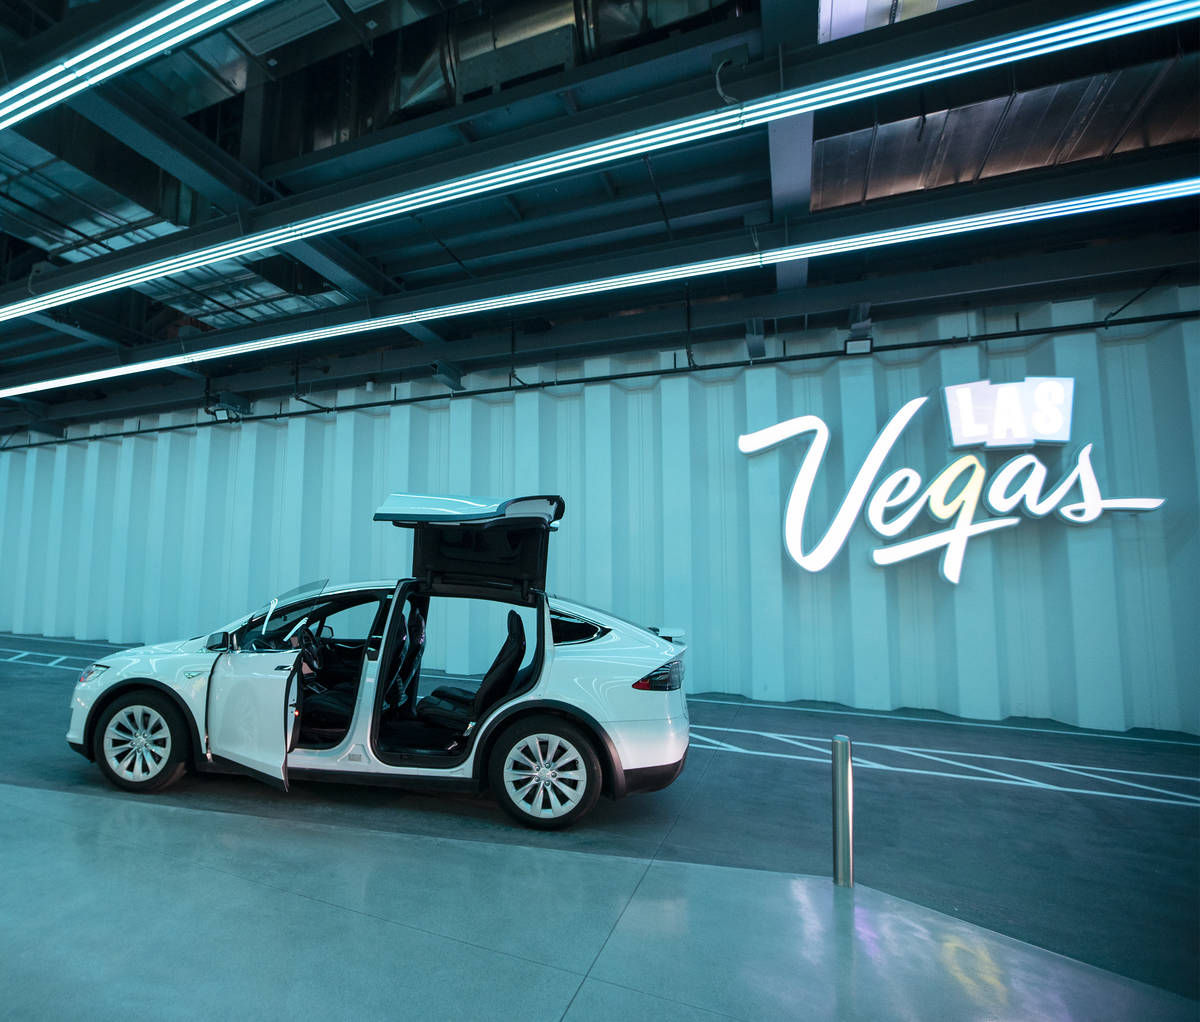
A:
320;599;382;641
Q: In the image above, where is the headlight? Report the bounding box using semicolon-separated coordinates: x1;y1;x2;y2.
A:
77;664;109;685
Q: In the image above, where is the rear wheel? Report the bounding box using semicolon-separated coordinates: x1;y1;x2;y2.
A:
93;691;189;793
488;715;601;829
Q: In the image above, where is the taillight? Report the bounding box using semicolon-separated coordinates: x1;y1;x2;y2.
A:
633;660;683;691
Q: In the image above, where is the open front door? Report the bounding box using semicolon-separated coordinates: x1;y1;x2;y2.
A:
207;649;301;790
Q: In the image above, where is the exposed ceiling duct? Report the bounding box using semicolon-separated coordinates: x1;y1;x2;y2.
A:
397;0;726;110
0;0;1195;429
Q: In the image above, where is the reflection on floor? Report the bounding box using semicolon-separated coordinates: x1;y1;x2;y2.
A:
0;783;1192;1022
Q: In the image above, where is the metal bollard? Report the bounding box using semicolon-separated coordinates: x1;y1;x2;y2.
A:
832;735;854;887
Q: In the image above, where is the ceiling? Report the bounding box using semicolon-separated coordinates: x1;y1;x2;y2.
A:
0;0;1196;436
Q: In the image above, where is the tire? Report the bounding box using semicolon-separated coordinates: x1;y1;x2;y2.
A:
488;715;602;830
92;690;189;793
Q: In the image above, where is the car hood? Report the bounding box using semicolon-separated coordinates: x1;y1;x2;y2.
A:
119;636;210;658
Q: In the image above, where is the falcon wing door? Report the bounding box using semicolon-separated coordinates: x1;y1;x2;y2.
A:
374;493;565;606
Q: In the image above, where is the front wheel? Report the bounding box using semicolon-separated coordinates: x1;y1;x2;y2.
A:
488;715;602;830
93;691;189;793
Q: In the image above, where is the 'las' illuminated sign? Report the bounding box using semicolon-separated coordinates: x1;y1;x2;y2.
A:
944;377;1073;448
738;377;1164;584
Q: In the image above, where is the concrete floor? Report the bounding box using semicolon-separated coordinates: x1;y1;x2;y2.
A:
1;781;1193;1022
2;631;1198;1018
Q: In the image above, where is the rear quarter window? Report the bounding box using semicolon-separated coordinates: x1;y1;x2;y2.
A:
550;612;609;645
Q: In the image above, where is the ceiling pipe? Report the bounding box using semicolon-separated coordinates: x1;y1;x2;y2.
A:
397;0;727;109
2;308;1193;451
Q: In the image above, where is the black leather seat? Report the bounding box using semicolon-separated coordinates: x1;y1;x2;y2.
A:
303;684;356;730
306;605;426;733
430;659;538;712
385;606;425;716
416;610;525;732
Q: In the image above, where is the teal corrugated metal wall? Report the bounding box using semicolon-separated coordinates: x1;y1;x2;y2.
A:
1;292;1196;732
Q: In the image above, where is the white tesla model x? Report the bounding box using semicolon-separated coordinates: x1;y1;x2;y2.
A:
66;494;689;828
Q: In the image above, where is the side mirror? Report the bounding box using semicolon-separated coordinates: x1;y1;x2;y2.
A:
206;631;230;652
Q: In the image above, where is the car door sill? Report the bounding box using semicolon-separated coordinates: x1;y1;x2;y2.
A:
287;766;480;794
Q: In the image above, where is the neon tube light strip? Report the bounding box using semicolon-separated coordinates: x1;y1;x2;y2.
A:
0;0;1195;325
2;177;1195;402
0;0;275;132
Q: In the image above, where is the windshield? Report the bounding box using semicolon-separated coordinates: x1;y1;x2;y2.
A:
253;578;329;618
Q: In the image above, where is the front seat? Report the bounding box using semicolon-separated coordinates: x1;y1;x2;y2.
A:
416;610;525;732
385;605;425;717
307;609;414;733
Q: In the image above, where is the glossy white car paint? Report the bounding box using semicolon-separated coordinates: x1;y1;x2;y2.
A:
70;493;686;825
68;586;687;799
539;596;689;771
67;582;386;754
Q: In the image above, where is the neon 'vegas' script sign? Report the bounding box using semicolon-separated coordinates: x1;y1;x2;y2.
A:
738;377;1164;584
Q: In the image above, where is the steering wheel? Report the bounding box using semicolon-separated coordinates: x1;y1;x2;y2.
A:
297;625;322;674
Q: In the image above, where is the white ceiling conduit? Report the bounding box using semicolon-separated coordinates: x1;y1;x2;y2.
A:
0;0;1195;325
1;175;1195;401
0;0;278;133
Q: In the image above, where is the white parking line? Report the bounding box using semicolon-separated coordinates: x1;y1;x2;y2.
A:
0;647;92;672
877;744;1058;790
689;724;1200;808
689;697;1199;746
1030;761;1200;802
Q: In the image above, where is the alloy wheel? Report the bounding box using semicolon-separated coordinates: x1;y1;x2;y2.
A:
103;704;172;782
502;733;587;819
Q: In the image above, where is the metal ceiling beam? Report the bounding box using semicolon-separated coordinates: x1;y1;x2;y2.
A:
0;0;1170;321
360;234;1200;371
1;0;281;131
25;310;140;352
64;82;396;299
24;310;205;381
0;143;1193;404
3;230;1192;431
63;79;440;346
384;178;771;283
762;0;818;292
2;394;64;437
323;0;374;55
1;1;165;73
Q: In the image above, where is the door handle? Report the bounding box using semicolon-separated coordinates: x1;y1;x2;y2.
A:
275;664;292;671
